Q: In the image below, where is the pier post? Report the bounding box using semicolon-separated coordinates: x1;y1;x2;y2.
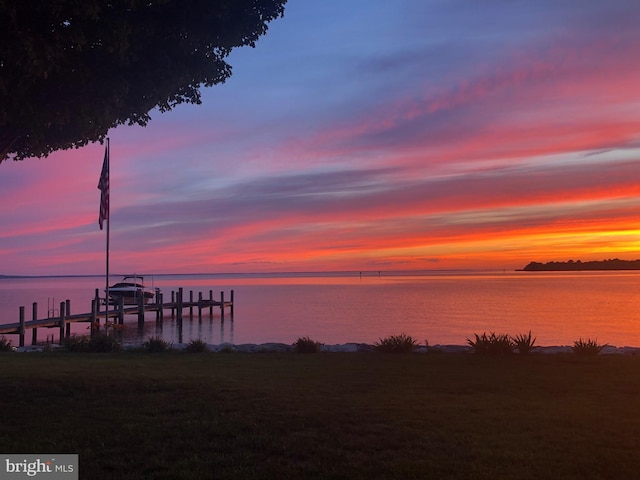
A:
171;291;176;317
176;288;184;343
156;293;164;332
155;292;160;321
58;301;66;344
118;296;124;324
220;291;225;323
90;299;97;337
32;302;38;345
94;289;100;329
209;290;213;316
230;290;234;318
198;292;203;321
137;291;145;327
177;288;183;324
189;290;194;318
19;306;25;347
65;300;71;338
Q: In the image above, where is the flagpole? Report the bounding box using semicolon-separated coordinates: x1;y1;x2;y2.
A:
105;138;110;310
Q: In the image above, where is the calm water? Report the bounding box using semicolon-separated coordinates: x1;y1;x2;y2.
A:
1;271;640;347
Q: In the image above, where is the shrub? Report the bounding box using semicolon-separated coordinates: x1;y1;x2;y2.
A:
63;334;90;352
293;336;323;353
184;339;209;353
572;338;606;356
88;333;122;352
511;331;537;354
467;332;514;355
0;336;14;352
143;336;172;353
374;333;418;353
62;333;121;353
62;335;89;352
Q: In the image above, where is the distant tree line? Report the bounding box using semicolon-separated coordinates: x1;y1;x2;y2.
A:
521;259;640;271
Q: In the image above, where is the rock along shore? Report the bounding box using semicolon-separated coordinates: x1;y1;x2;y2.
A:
11;342;640;355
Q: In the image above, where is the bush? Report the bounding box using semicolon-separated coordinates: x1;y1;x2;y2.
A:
63;334;90;352
293;336;323;353
62;333;122;353
88;333;122;352
0;336;14;352
511;331;537;354
374;333;418;353
184;339;209;353
572;338;606;356
143;336;173;353
467;332;514;355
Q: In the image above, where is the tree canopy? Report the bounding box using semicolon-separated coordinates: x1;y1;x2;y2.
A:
0;0;287;162
521;259;640;271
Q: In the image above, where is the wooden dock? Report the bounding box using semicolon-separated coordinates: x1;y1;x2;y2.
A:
0;287;234;347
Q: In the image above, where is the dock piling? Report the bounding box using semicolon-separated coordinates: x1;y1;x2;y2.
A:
177;288;183;324
58;301;66;345
117;296;125;324
19;306;25;347
32;302;38;345
90;299;97;337
231;290;234;317
137;291;145;327
220;291;225;323
157;293;164;322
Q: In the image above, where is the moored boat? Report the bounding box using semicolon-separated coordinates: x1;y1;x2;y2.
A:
107;276;155;305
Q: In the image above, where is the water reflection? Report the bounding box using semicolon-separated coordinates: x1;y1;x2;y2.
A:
114;309;234;346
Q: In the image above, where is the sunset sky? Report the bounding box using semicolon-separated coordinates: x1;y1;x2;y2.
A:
1;0;640;276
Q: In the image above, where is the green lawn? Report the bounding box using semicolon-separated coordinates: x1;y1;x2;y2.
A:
2;352;639;479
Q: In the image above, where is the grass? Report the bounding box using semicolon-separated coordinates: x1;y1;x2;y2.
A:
2;353;640;479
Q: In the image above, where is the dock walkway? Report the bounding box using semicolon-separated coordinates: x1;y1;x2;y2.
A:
0;288;233;347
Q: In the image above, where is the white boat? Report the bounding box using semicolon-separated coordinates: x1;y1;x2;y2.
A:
107;275;155;305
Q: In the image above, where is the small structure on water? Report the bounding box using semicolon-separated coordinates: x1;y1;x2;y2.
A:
107;275;156;305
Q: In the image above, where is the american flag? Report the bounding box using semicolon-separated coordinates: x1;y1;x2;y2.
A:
98;145;109;230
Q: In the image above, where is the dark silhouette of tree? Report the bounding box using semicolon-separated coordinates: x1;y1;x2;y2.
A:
521;258;640;271
0;0;287;162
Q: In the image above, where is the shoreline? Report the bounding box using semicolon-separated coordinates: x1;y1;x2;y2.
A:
10;342;640;355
